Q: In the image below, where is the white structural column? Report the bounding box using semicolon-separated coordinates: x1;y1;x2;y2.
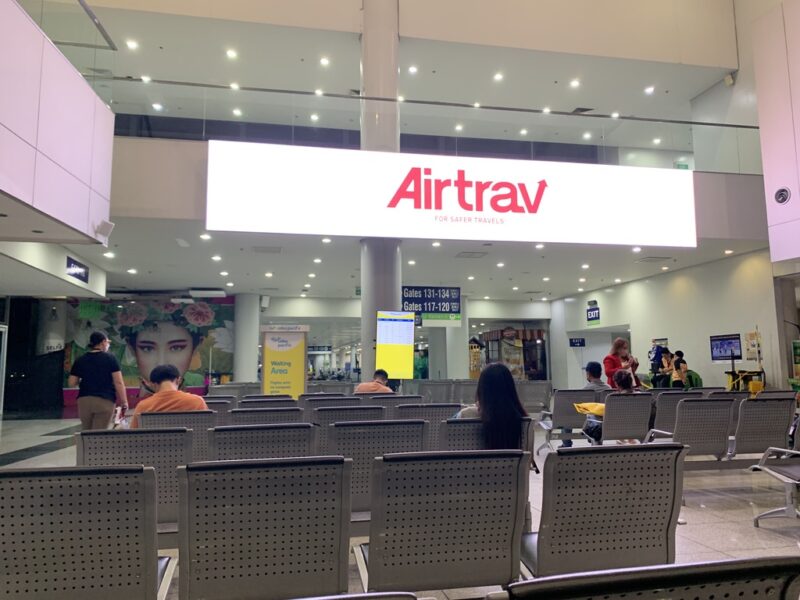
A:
233;293;260;382
445;298;470;379
427;329;448;380
359;0;402;378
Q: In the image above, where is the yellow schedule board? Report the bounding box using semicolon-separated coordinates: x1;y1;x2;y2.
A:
375;311;415;380
262;330;307;399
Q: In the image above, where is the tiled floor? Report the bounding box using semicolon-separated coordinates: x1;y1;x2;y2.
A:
2;419;800;599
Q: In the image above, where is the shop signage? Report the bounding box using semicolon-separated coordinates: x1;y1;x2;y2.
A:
66;256;89;283
206;141;696;247
401;286;461;327
569;338;586;347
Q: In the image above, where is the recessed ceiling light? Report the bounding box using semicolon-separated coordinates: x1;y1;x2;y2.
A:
310;113;319;122
408;260;416;265
661;266;670;271
632;246;642;253
455;124;463;132
397;95;405;102
653;138;662;145
300;292;308;298
211;255;222;261
542;277;550;282
308;273;316;278
519;128;528;136
579;277;586;283
611;111;619;119
570;78;580;88
319;56;330;67
724;249;734;255
432;241;441;247
140;75;151;83
644;85;655;95
582;132;592;140
512;286;519;291
151;103;163;111
678;156;687;161
226;281;234;287
578;287;584;292
535;243;545;249
483;296;491;300
315;88;323;96
117;304;123;309
542;107;551;114
467;276;475;280
473;102;481;108
408;65;418;74
103;251;115;258
614;278;622;283
493;72;504;82
496;262;505;268
541;296;549;301
472;325;476;328
226;48;238;59
304;283;311;288
199;233;211;240
564;298;575;302
581;264;590;269
230;82;240;90
126;268;137;274
220;271;229;276
232;108;242;117
313;258;322;264
321;237;331;244
125;39;138;50
265;272;273;277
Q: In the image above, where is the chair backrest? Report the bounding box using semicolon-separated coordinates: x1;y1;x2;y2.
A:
517;380;553;413
303;396;362;411
503;557;800;600
367;450;529;591
239;397;298;409
204;394;238;409
395;404;462;450
203;399;233;425
76;428;191;523
319;381;355;395
178;457;351;600
535;444;687;577
243;393;293;400
139;410;214;462
0;465;159;600
229;407;304;426
595;388;616;404
671;398;733;458
707;391;750;435
210;423;316;460
689;386;726;397
452;380;478;404
366;394;424;418
756;390;798;399
439;418;533;455
294;595;418;600
732;397;795;455
299;392;345;401
601;393;653;442
330;420;427;511
652;391;702;432
550;389;597;429
418;380;453;403
313;406;386;453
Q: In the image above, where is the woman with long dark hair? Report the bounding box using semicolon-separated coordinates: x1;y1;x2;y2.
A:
457;362;528;449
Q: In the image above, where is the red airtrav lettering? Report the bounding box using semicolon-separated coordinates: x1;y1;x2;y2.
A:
388;167;547;214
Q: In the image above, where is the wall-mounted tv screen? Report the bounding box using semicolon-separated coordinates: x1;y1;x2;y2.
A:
710;334;742;362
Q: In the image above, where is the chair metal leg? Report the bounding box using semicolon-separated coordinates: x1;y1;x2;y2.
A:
754;483;800;528
536;431;553;456
352;544;369;592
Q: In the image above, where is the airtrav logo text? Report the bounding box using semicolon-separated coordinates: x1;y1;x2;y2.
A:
387;167;548;213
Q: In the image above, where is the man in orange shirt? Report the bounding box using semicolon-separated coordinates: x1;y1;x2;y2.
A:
130;364;208;428
354;369;393;394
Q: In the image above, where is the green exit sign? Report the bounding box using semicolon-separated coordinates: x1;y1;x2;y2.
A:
674;162;689;170
355;286;361;297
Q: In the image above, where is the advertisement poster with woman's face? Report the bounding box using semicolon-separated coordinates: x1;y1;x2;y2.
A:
65;299;234;389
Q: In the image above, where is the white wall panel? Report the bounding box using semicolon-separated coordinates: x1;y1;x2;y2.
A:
33;153;90;234
90;96;115;200
0;124;36;205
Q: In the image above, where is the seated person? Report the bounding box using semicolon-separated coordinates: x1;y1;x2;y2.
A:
671;350;689;389
583;370;636;444
354;368;393;394
130;364;208;428
584;361;612;393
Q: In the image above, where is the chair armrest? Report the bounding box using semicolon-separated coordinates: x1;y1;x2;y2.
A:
484;593;509;600
645;429;673;443
540;411;552;419
752;446;800;470
537;421;553;432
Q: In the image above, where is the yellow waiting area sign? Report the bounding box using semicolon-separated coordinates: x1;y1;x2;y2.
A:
262;325;308;399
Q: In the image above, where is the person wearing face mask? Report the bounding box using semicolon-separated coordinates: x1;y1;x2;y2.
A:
603;337;641;389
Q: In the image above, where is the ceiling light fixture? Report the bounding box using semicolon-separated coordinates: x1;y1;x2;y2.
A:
632;246;642;253
151;103;163;111
265;272;273;277
321;237;331;244
535;243;545;249
220;271;229;276
319;56;330;67
496;262;505;268
140;75;151;83
473;102;481;108
408;65;418;74
582;132;592;140
408;260;416;265
125;39;138;50
611;111;619;119
581;264;590;270
432;241;441;247
542;277;550;282
313;258;322;264
541;297;549;302
304;283;311;288
493;72;504;82
226;48;238;59
653;138;662;145
661;266;670;271
211;255;222;261
519;128;528;136
467;276;475;280
570;78;580;88
226;281;234;287
397;95;405;102
644;85;655;95
315;88;323;96
310;113;319;122
308;273;316;278
300;292;307;297
542;107;551;114
455;124;463;132
232;108;242;117
103;251;115;258
230;82;239;90
199;233;211;240
512;286;519;291
579;277;586;283
724;249;734;255
484;296;491;300
126;268;137;274
614;278;622;283
578;287;584;292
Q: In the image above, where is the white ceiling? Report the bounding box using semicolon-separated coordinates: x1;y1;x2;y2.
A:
38;4;737;152
0;192;97;244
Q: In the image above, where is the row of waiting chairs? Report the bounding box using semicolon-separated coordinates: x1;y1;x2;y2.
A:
78;418;535;521
6;444;692;599
205;393;435;413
